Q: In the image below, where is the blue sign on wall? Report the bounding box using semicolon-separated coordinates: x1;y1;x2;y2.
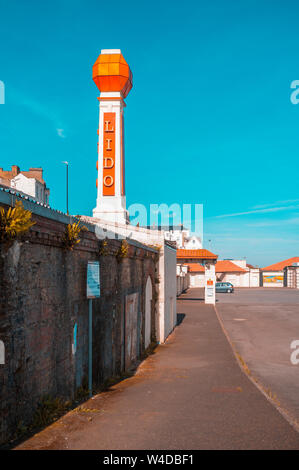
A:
87;261;100;298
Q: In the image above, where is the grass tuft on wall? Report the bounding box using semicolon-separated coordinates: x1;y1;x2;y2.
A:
0;201;35;243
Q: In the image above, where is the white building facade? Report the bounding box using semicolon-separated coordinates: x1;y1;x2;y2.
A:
11;173;50;205
0;166;50;205
186;259;260;288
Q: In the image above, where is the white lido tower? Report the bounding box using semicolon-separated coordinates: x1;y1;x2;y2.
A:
92;49;133;224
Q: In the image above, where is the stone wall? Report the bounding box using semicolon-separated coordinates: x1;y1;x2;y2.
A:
0;191;157;445
80;215;178;344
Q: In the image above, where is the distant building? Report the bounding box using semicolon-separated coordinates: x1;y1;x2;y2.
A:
182;255;260;288
177;248;218;264
284;264;299;289
262;257;299;288
183;234;202;249
0;165;50;205
216;260;260;287
144;225;202;249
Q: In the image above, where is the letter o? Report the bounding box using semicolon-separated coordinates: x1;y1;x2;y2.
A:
103;175;114;187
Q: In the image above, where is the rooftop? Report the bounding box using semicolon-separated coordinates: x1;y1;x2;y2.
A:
262;257;299;271
185;260;247;273
0;166;46;185
185;263;205;272
216;260;247;273
177;249;218;260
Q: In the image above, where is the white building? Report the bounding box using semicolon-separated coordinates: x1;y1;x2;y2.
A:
146;225;202;249
216;260;260;287
284;263;299;289
262;257;299;287
0;166;50;205
186;258;260;288
184;234;202;249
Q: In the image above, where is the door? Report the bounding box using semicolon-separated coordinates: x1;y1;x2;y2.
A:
125;293;139;370
145;277;152;349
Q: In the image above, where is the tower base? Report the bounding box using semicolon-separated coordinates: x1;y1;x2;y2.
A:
93;196;129;225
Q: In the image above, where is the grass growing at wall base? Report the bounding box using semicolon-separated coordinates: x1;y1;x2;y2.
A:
6;344;159;448
32;396;72;429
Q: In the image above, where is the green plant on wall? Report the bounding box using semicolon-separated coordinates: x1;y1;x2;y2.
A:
116;239;129;261
0;200;35;243
62;221;87;250
99;238;109;256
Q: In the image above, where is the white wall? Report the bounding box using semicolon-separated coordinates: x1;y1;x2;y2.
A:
184;236;202;249
217;267;260;287
145;276;153;349
190;272;205;287
249;269;260;287
230;259;247;269
176;265;190;295
10;174;49;205
164;244;177;340
177;273;190;295
285;267;299;288
164;230;183;247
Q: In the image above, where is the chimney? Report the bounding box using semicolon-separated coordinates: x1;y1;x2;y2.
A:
11;165;20;176
27;168;44;182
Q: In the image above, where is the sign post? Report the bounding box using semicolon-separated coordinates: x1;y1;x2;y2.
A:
87;261;100;397
205;263;216;305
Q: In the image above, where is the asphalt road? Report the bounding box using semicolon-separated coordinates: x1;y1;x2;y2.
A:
16;288;299;450
216;287;299;426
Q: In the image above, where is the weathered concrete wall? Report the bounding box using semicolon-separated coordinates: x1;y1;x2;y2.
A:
0;192;157;445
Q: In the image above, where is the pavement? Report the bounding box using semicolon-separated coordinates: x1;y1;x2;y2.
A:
15;288;299;450
215;287;299;427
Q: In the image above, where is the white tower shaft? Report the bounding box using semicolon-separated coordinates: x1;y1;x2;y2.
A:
93;92;128;224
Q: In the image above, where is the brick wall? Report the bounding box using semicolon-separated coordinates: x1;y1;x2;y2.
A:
0;195;157;445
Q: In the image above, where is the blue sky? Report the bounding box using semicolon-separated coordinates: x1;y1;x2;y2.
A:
0;0;299;266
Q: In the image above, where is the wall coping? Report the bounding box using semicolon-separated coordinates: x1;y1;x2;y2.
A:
0;188;158;254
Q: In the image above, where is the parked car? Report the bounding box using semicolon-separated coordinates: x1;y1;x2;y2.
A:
216;282;234;293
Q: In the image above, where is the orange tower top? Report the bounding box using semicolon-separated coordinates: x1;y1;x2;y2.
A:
92;49;133;98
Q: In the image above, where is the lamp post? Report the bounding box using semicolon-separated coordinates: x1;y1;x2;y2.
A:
62;161;69;215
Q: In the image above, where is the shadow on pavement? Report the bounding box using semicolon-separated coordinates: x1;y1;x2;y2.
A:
180;298;205;302
176;313;186;326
